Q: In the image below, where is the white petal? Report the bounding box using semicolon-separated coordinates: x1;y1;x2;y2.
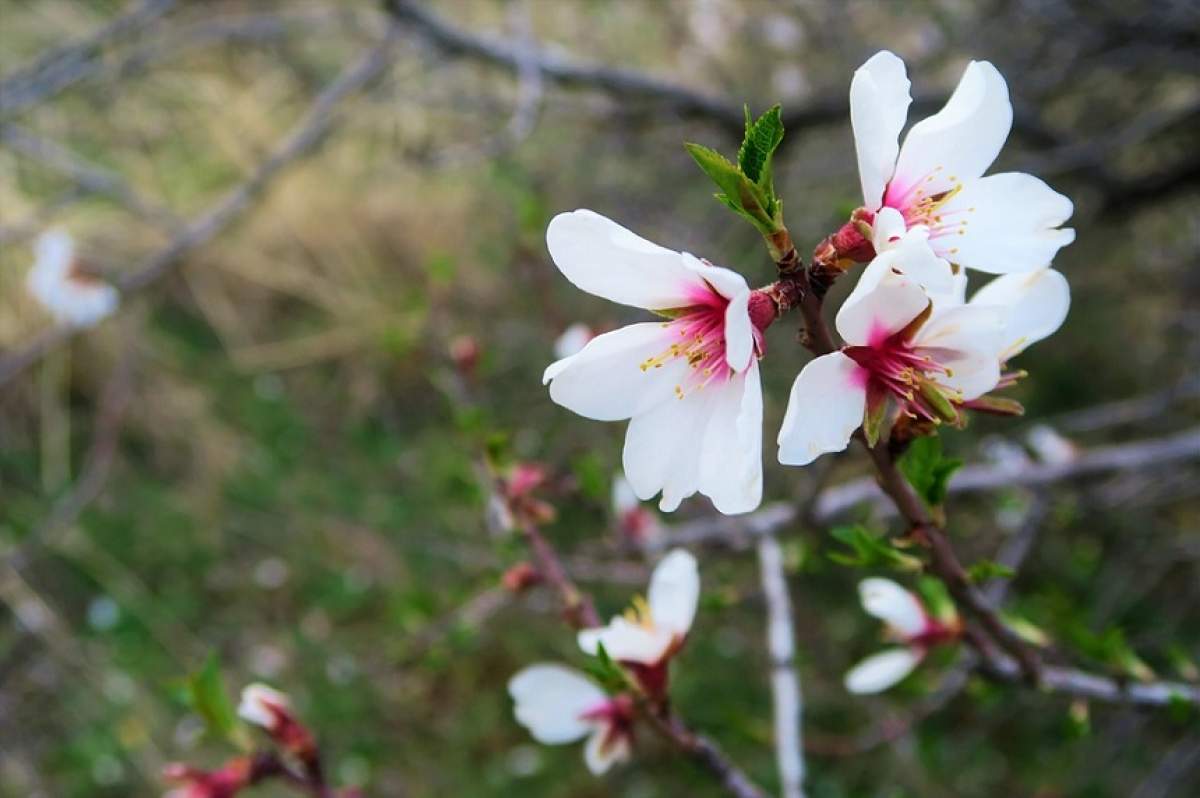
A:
508;664;607;744
698;363;763;514
554;323;594;359
578;617;674;665
887;234;955;295
928;270;969;313
916;305;1005;400
858;578;927;637
870;207;909;253
546;210;711;310
888;61;1012;208
969;268;1070;360
584;725;631;775
723;288;754;372
932;173;1075;274
647;548;700;637
681;251;751;302
850;51;912;210
545;323;687;421
237;683;290;729
34;229;73;277
622;384;715;512
835;274;930;347
611;473;639;515
844;648;923;694
777;352;867;466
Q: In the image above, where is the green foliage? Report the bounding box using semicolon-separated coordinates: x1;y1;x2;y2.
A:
684;105;786;238
967;559;1017;583
581;642;632;694
1070;627;1155;681
899;436;963;508
186;653;241;745
828;525;922;572
916;576;956;623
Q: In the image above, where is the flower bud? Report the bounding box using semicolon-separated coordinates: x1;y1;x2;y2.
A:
502;561;541;593
448;335;480;375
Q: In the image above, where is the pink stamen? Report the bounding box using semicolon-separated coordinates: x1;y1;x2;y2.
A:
639;281;739;398
844;320;956;422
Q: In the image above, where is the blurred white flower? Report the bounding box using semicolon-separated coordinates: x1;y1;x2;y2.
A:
1026;424;1079;465
26;230;118;328
508;663;633;775
543;210;763;514
237;683;290;731
850;52;1074;275
611;472;663;548
578;548;699;671
553;322;594;359
844;578;958;694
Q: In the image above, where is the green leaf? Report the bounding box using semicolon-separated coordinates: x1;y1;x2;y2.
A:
967;559;1016;583
737;105;784;194
582;642;631;694
915;576;956;623
898;435;963;508
186;653;237;742
828;525;922;572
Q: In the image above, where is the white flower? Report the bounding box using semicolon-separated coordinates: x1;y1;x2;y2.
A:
578;548;699;668
237;683;291;730
963;268;1070;364
844;578;955;694
26;230;119;328
543;210;763;515
850;51;1074;274
778;263;1004;466
508;663;633;775
554;323;595;359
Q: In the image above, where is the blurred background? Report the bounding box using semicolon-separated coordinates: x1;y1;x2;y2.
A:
1;1;1199;796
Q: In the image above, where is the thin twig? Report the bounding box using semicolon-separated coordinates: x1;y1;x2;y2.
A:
756;533;806;798
0;22;404;388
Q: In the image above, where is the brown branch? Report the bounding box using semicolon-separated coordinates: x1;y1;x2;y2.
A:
643;711;768;798
0;22;404;389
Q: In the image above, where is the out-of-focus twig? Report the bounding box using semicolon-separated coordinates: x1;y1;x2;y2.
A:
0;21;405;388
0;0;178;116
669;427;1200;548
756;533;806;798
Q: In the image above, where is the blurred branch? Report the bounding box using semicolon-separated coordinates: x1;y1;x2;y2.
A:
756;533;806;798
670;426;1200;548
0;22;405;388
1047;376;1200;434
0;0;178;116
0;123;182;230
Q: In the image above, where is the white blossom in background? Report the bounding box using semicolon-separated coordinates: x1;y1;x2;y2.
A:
543;210;763;514
845;578;959;694
850;51;1074;275
237;683;291;731
578;548;699;687
778;264;1005;466
508;664;634;775
553;322;594;359
26;229;119;328
612;472;664;548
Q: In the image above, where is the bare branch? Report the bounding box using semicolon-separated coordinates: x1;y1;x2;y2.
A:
756;533;806;798
0;22;405;388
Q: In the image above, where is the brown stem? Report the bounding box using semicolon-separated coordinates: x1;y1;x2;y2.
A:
644;709;769;798
515;513;600;629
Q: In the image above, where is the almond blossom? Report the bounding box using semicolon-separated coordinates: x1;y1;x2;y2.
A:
612;472;663;548
844;578;959;694
26;229;119;328
850;51;1074;274
237;683;292;732
578;548;698;696
508;663;635;775
542;210;763;515
553;322;595;359
778;266;1004;466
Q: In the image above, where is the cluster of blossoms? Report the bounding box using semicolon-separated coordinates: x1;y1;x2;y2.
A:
509;549;699;773
516;52;1075;774
542;51;1072;512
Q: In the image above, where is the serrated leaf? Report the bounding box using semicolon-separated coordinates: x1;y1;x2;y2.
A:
899;435;963;508
737;105;784;194
187;653;237;742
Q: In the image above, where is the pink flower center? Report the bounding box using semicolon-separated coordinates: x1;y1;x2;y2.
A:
639;283;732;399
882;168;974;259
844;323;957;422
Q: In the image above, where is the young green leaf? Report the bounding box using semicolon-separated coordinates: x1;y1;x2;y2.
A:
737;104;785;203
966;559;1017;583
828;524;922;572
187;653;238;742
898;435;964;508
